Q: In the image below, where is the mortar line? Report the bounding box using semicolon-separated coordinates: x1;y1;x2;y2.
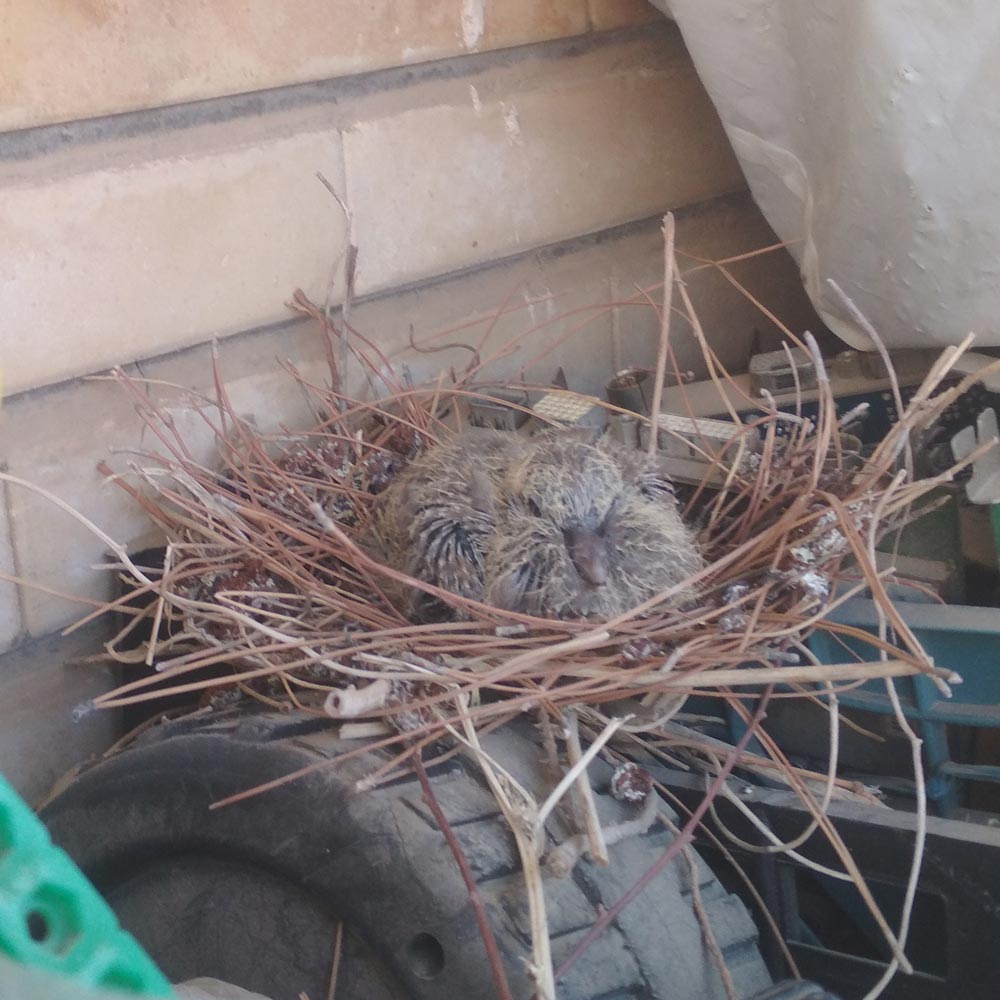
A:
0;25;672;163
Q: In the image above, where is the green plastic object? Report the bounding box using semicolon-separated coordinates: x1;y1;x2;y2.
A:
0;772;173;997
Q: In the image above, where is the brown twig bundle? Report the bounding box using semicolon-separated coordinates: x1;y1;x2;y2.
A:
80;307;975;737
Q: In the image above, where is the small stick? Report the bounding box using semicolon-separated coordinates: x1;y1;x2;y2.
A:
649;659;954;690
144;542;172;667
563;709;609;866
721;685;915;970
326;921;344;1000
651;776;802;979
537;708;567;791
647;212;675;456
683;843;738;1000
546;790;658;877
412;754;515;1000
863;444;927;997
452;700;553;999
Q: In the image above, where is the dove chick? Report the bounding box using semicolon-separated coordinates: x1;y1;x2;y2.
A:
370;429;702;620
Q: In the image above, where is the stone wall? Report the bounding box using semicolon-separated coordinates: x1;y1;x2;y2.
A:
0;1;817;798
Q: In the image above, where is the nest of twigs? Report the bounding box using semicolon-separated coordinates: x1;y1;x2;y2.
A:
85;326;969;733
15;224;1000;999
77;280;982;744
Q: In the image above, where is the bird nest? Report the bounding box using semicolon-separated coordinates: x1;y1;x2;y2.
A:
20;224;999;998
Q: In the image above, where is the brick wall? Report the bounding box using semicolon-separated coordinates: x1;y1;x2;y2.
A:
0;2;817;797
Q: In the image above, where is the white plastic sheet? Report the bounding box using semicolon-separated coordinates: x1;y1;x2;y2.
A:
655;0;1000;350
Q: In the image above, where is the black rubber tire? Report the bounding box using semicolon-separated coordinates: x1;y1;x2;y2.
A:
40;710;772;1000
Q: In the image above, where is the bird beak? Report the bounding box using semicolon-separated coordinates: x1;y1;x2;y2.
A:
565;527;609;586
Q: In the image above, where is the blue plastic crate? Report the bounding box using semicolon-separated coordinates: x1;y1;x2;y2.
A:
808;597;1000;816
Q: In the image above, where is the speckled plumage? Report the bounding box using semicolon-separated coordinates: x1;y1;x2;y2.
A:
371;430;702;620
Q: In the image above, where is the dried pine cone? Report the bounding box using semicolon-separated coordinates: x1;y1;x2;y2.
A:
610;762;653;804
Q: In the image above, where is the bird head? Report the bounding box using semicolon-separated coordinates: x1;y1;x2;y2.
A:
505;438;623;588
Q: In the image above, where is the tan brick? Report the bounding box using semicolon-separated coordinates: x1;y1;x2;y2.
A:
351;194;808;406
345;33;744;295
355;233;617;401
351;199;810;406
589;0;664;29
480;1;588;51
0;124;346;397
0;1;592;132
135;322;336;466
